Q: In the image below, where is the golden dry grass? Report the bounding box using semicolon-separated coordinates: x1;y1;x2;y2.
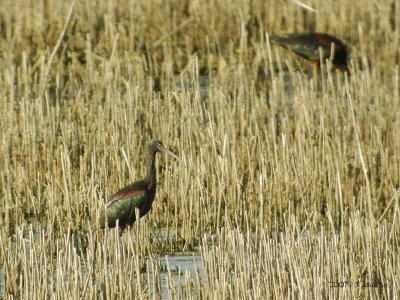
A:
0;0;399;298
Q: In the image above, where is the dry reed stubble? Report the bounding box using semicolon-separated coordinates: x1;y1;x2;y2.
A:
0;0;399;298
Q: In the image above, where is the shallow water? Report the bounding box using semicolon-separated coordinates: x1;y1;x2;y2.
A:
174;73;210;108
0;229;205;298
158;252;203;299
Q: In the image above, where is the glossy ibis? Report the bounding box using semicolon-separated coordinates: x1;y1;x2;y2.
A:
269;32;349;72
89;139;180;230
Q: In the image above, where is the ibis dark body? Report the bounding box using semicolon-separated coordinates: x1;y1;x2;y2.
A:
269;32;349;72
90;139;179;230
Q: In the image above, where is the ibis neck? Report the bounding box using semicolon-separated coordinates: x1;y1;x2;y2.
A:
144;151;157;188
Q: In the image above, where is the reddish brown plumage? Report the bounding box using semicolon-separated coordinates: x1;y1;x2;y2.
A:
269;32;349;72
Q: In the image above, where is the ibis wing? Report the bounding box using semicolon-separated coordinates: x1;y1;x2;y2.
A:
94;182;147;228
108;182;146;205
270;33;346;62
106;188;146;210
270;34;320;59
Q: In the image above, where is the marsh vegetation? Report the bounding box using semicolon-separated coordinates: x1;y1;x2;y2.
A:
0;0;399;298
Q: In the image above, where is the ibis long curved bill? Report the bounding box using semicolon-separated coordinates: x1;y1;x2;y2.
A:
158;144;181;161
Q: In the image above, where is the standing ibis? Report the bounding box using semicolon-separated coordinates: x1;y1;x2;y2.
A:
90;139;180;230
269;32;349;72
